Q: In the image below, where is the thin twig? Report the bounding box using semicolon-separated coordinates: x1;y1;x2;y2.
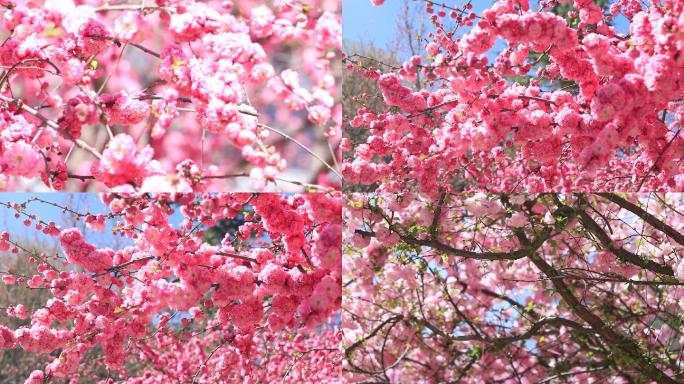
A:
258;123;341;179
282;348;337;383
213;251;257;263
95;4;170;12
637;128;681;191
191;339;228;384
0;95;103;160
85;34;161;58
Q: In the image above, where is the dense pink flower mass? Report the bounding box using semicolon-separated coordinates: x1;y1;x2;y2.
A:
344;192;684;383
0;0;341;192
346;0;684;193
0;193;342;382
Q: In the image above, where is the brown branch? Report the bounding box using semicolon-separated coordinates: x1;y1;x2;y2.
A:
105;256;155;274
529;249;677;384
355;227;546;261
0;95;103;160
637;128;681;191
406;99;458;118
70;172;334;191
575;203;674;277
67;174;95;181
136;94;259;117
516;229;678;384
488;317;595;348
518;94;556;106
443;284;482;339
598;193;684;247
0;58;60;90
345;315;402;375
429;191;446;237
343;54;400;70
258;123;341;179
85;34;161;58
405;235;525;260
191;337;230;384
282;348;338;383
95;4;170;12
214;251;257;263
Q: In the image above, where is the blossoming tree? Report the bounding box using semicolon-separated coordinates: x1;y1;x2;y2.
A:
0;0;341;192
343;0;684;193
344;192;684;383
0;192;342;382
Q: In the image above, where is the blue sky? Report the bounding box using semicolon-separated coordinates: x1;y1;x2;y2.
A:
0;194;242;326
344;0;497;54
343;0;420;48
0;194;184;253
0;193;127;249
344;0;630;56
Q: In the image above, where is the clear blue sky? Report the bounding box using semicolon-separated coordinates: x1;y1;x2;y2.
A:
0;194;183;252
0;193;129;248
343;0;413;47
344;0;630;56
344;0;496;52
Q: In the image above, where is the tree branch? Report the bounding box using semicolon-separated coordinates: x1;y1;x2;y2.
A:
598;193;684;247
0;95;103;160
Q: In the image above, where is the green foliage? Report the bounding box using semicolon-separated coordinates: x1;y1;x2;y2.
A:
510;74;531;86
467;345;483;359
202;215;247;246
553;0;609;23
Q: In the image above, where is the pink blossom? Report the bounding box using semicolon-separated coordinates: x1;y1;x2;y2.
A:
312;224;342;270
0;0;340;192
59;228;113;272
1;141;42;178
91;134;157;188
506;211;528;227
77;18;110;57
0;325;16;349
104;92;150;126
8;304;27;319
24;370;44;384
2;275;16;284
0;193;342;381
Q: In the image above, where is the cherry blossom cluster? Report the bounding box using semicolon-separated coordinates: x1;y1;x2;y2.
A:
0;192;342;382
113;323;342;383
346;0;684;193
344;192;684;383
0;0;341;192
